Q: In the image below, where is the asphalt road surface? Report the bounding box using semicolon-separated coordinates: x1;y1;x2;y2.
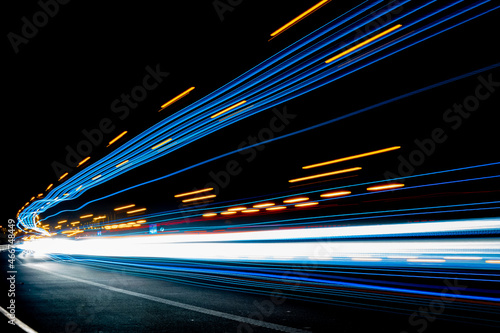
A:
0;251;497;333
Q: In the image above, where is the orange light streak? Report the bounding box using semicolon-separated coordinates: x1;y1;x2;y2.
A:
303;146;401;169
289;167;361;183
210;100;247;119
320;190;351;198
270;0;331;37
181;195;216;203
108;131;127;146
367;183;404;191
325;25;403;63
174;188;214;198
295;202;319;208
159;87;195;111
283;197;309;204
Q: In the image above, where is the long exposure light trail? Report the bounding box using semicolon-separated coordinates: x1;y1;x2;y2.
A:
270;0;332;38
16;2;498;280
159;86;196;111
367;183;405;191
325;24;403;64
320;190;351;198
288;167;361;183
44;60;491;221
20;9;500;230
114;204;135;211
181;195;216;203
40;159;500;224
303;146;401;169
1;5;414;215
174;188;214;198
151;138;172;150
18;223;500;274
76;156;91;167
107;131;128;147
210;100;247;119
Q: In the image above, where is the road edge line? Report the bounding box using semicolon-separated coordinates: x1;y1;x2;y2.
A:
0;306;38;333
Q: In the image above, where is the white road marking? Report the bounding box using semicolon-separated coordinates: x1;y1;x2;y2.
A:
27;264;309;333
0;306;38;333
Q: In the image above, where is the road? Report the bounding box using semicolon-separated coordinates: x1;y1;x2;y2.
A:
0;251;497;333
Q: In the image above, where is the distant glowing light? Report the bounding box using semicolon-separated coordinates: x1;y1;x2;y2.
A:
203;213;217;217
289;167;361;183
241;209;259;213
325;25;403;64
115;160;129;168
151;138;173;150
283;197;309;204
485;260;500;264
159;87;195;111
211;100;247;119
270;0;331;37
266;206;287;211
92;175;102;181
443;256;482;260
221;211;237;215
218;104;254;122
57;220;67;224
46;184;53;191
367;183;404;191
320;190;351;198
228;206;247;211
351;257;383;262
174;188;214;198
114;204;135;211
126;208;147;214
66;230;83;237
77;156;91;167
80;214;93;219
182;195;216;203
253;202;275;208
108;131;127;146
295;201;319;208
58;173;68;181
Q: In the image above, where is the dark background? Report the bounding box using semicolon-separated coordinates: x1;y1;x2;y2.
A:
3;0;499;223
